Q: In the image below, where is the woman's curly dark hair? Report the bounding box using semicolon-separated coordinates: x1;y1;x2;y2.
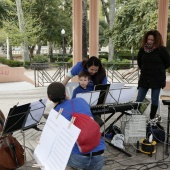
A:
82;56;106;85
141;30;164;48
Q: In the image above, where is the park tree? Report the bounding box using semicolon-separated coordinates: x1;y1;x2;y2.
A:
0;0;41;60
99;20;109;50
29;0;72;58
100;0;116;61
111;0;158;51
15;0;30;62
0;0;10;53
0;0;19;60
0;0;73;61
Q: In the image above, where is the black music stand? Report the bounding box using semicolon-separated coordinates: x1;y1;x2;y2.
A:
2;103;30;135
160;95;170;156
94;84;110;105
2;99;47;135
2;99;47;170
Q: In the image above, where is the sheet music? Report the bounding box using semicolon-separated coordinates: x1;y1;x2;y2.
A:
76;91;100;106
124;115;146;143
118;86;136;103
109;82;125;89
34;109;81;170
105;88;121;104
24;98;47;128
105;86;136;104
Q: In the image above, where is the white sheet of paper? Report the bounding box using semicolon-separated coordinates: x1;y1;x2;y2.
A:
118;86;136;103
34;109;81;170
76;91;100;106
105;88;121;104
24;98;47;128
105;86;136;104
109;82;125;89
124;115;146;143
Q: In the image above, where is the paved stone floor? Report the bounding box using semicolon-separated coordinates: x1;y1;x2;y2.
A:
1;68;170;170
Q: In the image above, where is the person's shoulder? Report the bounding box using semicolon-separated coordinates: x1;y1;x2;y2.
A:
74;85;80;90
72;97;88;105
73;86;82;95
87;85;94;91
158;46;169;53
72;97;84;101
72;61;83;70
139;47;144;51
75;61;82;67
71;62;83;75
137;47;144;54
159;46;167;50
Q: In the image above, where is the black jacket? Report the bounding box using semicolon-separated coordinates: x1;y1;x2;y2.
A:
137;46;170;89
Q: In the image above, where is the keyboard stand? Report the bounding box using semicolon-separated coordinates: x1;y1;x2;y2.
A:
91;103;139;157
105;140;132;157
102;111;133;157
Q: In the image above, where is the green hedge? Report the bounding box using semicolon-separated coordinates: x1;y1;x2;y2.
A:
0;57;31;68
0;57;24;67
102;59;131;69
117;51;138;60
31;55;49;63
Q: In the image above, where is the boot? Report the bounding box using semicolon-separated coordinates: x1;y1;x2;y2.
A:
150;104;158;119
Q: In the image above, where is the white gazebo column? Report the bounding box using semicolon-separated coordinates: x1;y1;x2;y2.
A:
89;0;99;57
73;0;82;65
157;0;169;46
72;0;82;82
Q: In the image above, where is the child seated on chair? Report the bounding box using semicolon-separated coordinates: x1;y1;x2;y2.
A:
72;71;94;99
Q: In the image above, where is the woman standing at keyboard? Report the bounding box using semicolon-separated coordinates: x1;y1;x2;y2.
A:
62;56;107;88
136;30;170;121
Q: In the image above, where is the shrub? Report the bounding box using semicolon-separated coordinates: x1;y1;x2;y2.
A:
31;55;49;63
103;59;131;69
117;50;137;60
0;57;23;67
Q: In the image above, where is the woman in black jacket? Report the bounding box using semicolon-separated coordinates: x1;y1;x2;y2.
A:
136;30;170;120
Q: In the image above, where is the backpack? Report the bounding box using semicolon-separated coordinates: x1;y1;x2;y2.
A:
146;123;165;143
105;125;122;139
69;101;101;153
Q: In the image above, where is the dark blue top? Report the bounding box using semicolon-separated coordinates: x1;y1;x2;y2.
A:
54;98;106;154
70;62;107;88
72;85;94;99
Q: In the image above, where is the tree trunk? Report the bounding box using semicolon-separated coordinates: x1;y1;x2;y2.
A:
29;45;35;59
100;0;110;24
108;0;115;61
82;0;88;59
36;45;41;54
15;0;30;62
47;41;53;62
6;36;13;60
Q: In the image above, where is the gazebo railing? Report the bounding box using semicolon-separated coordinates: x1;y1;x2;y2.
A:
30;62;69;87
31;62;139;87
